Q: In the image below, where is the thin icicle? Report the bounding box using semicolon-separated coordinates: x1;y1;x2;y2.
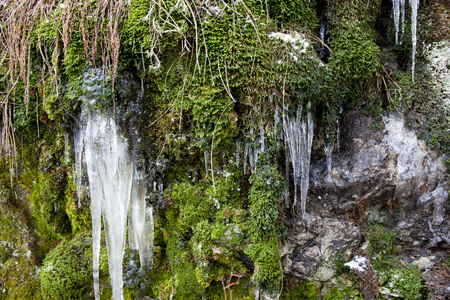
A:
235;141;240;168
249;145;261;174
274;107;280;141
411;0;418;82
243;143;249;175
129;170;154;269
74;126;84;208
259;120;265;153
284;138;290;209
401;0;406;38
325;144;333;183
64;132;70;165
393;0;400;44
320;21;325;50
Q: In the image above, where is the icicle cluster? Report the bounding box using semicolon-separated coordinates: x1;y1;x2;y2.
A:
243;125;266;175
75;107;154;300
283;104;314;220
392;0;419;81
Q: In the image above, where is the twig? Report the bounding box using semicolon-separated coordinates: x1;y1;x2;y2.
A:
221;270;243;300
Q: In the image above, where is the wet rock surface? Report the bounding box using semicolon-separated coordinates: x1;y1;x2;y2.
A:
281;110;450;294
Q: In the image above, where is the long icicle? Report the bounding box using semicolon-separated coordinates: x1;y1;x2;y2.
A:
283;104;314;220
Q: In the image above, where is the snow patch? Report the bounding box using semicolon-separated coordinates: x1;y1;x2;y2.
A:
344;255;368;273
268;32;310;54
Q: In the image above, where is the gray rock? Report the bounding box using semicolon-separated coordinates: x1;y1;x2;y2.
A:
281;110;449;284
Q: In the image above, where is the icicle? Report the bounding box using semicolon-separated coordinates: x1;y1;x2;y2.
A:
284;138;290;209
76;105;153;300
235;141;240;168
74;121;85;208
128;169;154;268
320;21;325;50
274;108;280;141
299;109;314;220
64;132;69;165
393;0;400;44
83;113;133;300
401;0;406;38
243;143;248;175
411;0;418;82
325;144;333;183
249;146;261;174
283;104;314;220
259;120;265;153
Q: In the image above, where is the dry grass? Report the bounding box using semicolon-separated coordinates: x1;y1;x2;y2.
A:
0;0;129;178
0;0;261;186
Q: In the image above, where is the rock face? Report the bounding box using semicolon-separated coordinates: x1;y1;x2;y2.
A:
281;110;449;292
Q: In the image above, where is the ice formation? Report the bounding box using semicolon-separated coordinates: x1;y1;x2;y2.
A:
392;0;419;81
75;106;153;300
283;104;314;220
243;125;266;175
410;0;418;82
325;144;333;183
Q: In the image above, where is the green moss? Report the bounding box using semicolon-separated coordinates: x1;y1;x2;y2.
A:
187;85;238;150
245;239;282;292
281;281;319;299
19;137;72;244
325;287;364;300
248;166;285;241
387;265;426;300
267;0;318;31
367;224;397;259
173;263;204;299
40;232;93;300
1;256;42;300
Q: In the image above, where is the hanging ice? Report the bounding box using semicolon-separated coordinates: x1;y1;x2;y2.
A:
401;0;406;37
392;0;419;81
410;0;418;82
246;125;265;174
74;124;85;208
129;167;154;269
75;106;154;300
325;144;333;183
393;0;400;44
283;104;314;220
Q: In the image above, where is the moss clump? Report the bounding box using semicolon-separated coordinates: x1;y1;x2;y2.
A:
281;281;319;299
40;232;93;300
266;0;318;30
245;165;285;292
245;240;282;292
366;224;397;265
387;265;426;300
248;166;285;241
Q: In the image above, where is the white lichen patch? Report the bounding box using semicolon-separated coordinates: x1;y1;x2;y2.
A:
426;41;450;107
344;255;368;273
268;32;310;54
